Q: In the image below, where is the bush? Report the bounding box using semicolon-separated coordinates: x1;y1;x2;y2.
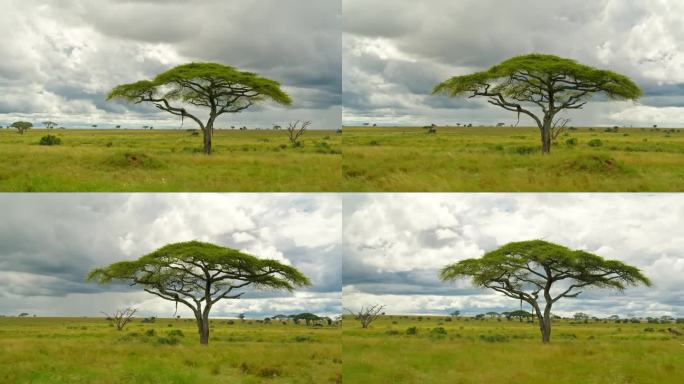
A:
385;329;400;335
369;140;380;146
39;135;61;146
479;334;509;343
430;327;447;335
167;329;184;337
587;139;603;147
294;335;312;342
156;336;180;345
405;326;418;335
144;329;156;337
565;138;578;146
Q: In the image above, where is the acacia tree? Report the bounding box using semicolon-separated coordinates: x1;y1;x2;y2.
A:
87;241;310;345
42;121;57;132
11;121;32;135
440;240;650;343
107;62;292;155
433;54;642;153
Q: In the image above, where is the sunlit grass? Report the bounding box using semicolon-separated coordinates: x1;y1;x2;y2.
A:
343;315;684;384
0;317;341;384
0;129;341;191
342;126;684;191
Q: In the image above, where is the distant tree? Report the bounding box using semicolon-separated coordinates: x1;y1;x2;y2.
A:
101;307;137;331
433;53;642;153
42;121;57;131
285;120;311;146
503;310;534;322
346;304;385;329
486;311;500;318
18;312;29;317
11;121;32;135
292;312;321;326
440;240;650;343
238;313;246;322
87;241;310;345
450;310;460;317
107;62;291;155
573;312;590;321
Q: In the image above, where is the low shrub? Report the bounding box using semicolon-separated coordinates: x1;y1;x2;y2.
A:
479;334;509;343
587;139;603;147
39;135;61;146
405;326;418;335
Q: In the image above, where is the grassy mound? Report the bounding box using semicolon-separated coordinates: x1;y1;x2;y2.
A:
104;152;166;169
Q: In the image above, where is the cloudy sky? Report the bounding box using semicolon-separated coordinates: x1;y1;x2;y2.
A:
0;0;341;129
343;0;684;127
0;194;341;318
343;194;684;318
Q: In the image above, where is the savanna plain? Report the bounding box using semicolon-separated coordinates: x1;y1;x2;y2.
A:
0;129;341;192
342;126;684;191
0;317;341;384
343;315;684;384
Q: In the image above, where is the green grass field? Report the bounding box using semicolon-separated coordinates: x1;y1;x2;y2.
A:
343;315;684;384
342;126;684;191
0;129;341;191
0;317;341;384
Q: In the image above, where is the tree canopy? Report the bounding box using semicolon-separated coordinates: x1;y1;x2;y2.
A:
433;53;642;153
88;241;310;344
107;62;292;154
440;240;650;342
11;121;32;134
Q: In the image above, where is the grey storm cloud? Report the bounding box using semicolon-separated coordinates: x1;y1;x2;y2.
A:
0;0;341;129
342;0;684;127
0;194;341;318
342;194;684;318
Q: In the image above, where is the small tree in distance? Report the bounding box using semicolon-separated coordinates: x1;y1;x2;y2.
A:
440;240;650;343
11;121;32;135
285;120;311;146
102;307;137;331
42;121;57;131
433;53;642;153
346;304;385;328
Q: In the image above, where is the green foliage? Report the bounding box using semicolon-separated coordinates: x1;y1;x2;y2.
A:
39;135;61;146
433;53;642;101
11;121;32;134
107;62;291;107
405;326;418;335
588;139;604;147
441;240;651;291
565;137;578;146
87;241;310;291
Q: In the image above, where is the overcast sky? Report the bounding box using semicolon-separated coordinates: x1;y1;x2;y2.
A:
0;0;341;129
343;0;684;127
343;194;684;318
0;194;341;318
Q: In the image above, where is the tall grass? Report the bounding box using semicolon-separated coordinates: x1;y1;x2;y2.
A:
342;127;684;191
0;317;341;384
0;129;341;191
343;315;684;384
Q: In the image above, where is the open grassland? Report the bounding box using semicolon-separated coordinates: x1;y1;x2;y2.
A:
342;127;684;191
0;129;341;191
343;315;684;384
0;317;341;384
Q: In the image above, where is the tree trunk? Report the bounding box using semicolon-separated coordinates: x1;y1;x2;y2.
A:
196;312;210;345
539;303;552;343
203;124;212;155
540;121;552;154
